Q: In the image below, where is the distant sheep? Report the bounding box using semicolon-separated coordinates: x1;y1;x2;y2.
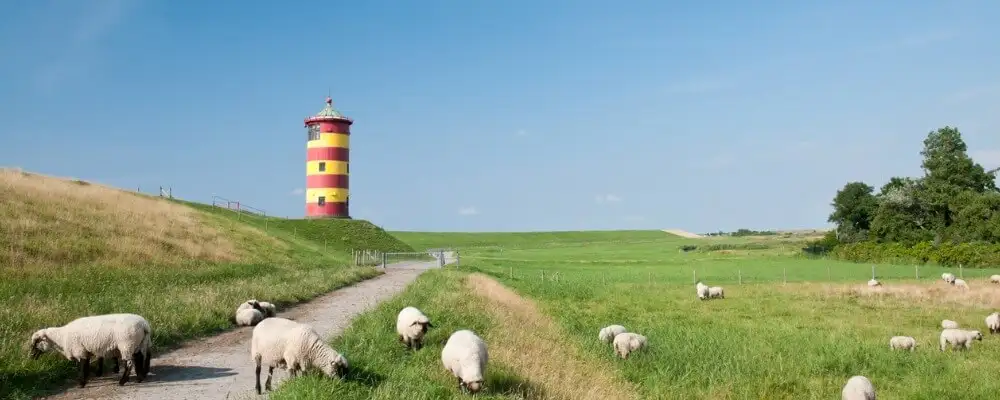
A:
250;318;348;394
953;278;969;289
942;272;956;284
695;282;709;300
236;308;265;327
612;332;647;359
939;328;984;351
889;336;916;351
708;286;725;299
841;375;876;400
990;275;1000;284
441;330;488;394
867;279;882;288
396;306;434;350
598;325;627;343
986;312;999;334
29;313;151;388
941;320;959;329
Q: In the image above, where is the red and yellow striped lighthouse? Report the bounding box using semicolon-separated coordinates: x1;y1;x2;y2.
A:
304;97;353;218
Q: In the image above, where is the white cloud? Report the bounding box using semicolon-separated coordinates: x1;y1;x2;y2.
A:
594;194;623;205
971;149;1000;171
290;188;304;196
458;206;479;216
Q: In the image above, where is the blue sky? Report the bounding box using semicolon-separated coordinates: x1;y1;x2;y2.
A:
2;1;999;233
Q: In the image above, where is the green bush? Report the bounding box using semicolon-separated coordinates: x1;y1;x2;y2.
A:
831;241;1000;267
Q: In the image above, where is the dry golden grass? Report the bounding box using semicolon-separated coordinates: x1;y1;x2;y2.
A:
0;168;269;269
465;273;640;400
830;280;1000;309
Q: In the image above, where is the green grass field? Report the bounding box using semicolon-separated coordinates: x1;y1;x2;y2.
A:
276;230;1000;399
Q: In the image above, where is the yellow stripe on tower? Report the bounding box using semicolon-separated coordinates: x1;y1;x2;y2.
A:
306;160;349;175
306;133;350;149
305;188;349;203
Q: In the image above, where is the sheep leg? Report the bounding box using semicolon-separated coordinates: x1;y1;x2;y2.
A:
255;363;262;394
78;356;91;388
414;338;423;351
113;357;120;374
132;350;146;383
140;350;150;379
95;357;104;377
118;358;132;386
265;367;274;391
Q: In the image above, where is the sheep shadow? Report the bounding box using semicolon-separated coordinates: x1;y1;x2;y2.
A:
487;373;546;399
144;365;237;383
339;364;386;388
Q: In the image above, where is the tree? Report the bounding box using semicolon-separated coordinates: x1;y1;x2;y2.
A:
870;178;934;243
828;182;877;242
948;191;1000;243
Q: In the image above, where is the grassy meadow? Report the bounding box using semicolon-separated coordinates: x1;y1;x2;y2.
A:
0;168;414;399
274;230;1000;399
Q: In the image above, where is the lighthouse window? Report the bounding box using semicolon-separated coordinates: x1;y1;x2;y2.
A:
318;162;326;172
318;196;326;206
307;124;321;141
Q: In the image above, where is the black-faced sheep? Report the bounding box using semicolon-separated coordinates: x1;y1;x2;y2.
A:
441;329;488;394
250;317;348;394
396;306;434;350
29;313;151;388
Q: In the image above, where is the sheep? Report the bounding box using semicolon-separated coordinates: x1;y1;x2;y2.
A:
396;306;434;350
867;279;882;288
237;299;266;313
953;278;969;289
29;313;152;388
695;281;709;300
441;329;488;394
990;275;1000;284
250;317;348;394
612;332;647;359
236;308;265;327
708;286;725;299
841;375;876;400
939;328;984;351
985;312;999;334
889;336;916;351
942;272;956;284
598;325;627;343
941;319;959;329
258;301;277;318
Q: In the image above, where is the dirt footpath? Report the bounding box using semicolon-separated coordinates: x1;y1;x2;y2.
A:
43;259;446;400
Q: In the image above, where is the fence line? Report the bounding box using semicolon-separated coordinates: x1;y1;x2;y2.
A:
211;195;268;218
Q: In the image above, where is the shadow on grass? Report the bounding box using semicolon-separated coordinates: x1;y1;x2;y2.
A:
342;363;386;388
486;369;546;398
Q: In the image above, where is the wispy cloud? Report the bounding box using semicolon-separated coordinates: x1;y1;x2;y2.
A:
594;194;623;205
290;188;304;196
458;206;479;216
515;129;528;137
971;149;1000;171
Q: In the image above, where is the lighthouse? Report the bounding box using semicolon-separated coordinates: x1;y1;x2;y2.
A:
304;97;353;218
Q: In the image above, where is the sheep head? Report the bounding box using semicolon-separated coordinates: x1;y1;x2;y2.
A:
28;330;51;359
463;379;484;393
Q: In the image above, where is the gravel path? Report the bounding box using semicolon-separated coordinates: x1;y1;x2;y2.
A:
42;258;451;400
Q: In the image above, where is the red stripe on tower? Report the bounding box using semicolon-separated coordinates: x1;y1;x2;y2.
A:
304;96;353;219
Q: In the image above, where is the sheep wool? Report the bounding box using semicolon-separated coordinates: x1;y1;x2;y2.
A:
708;286;725;299
888;336;916;351
841;375;876;400
612;332;647;359
985;312;999;334
942;272;956;284
396;306;434;350
939;328;984;351
953;278;969;289
29;313;152;388
695;282;709;300
250;318;348;394
258;301;277;318
598;325;627;343
867;279;882;288
236;308;265;327
941;320;959;330
237;299;264;313
990;275;1000;284
441;329;488;394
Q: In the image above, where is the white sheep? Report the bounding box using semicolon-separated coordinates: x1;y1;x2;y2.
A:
708;286;725;299
985;312;999;334
990;275;1000;284
695;281;709;300
841;375;876;400
939;328;984;351
942;272;956;284
236;308;265;327
953;278;969;289
441;329;488;394
258;301;277;318
396;306;434;350
888;336;916;351
867;279;882;288
29;313;152;388
612;332;647;359
250;317;348;394
598;325;627;343
941;319;959;329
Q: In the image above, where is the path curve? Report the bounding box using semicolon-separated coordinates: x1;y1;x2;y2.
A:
43;258;452;400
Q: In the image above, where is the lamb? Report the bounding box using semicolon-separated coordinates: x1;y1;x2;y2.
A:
941;319;959;329
867;279;882;288
396;306;434;350
953;278;969;289
841;375;876;400
708;286;725;299
29;313;152;388
236;308;265;327
939;328;984;351
942;272;956;284
441;329;488;394
258;301;277;318
985;312;999;334
598;325;627;343
888;336;916;351
250;317;348;394
990;275;1000;284
612;332;647;359
695;281;709;300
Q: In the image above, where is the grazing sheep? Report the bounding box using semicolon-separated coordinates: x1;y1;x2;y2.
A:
889;336;916;351
708;286;725;299
841;375;876;400
942;272;956;284
990;275;1000;284
953;278;969;289
250;318;348;394
695;281;709;300
867;279;882;288
598;325;627;343
941;320;959;329
441;329;488;394
612;332;647;359
258;301;277;318
985;312;999;334
236;308;265;327
396;306;434;350
29;313;152;388
939;328;984;351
